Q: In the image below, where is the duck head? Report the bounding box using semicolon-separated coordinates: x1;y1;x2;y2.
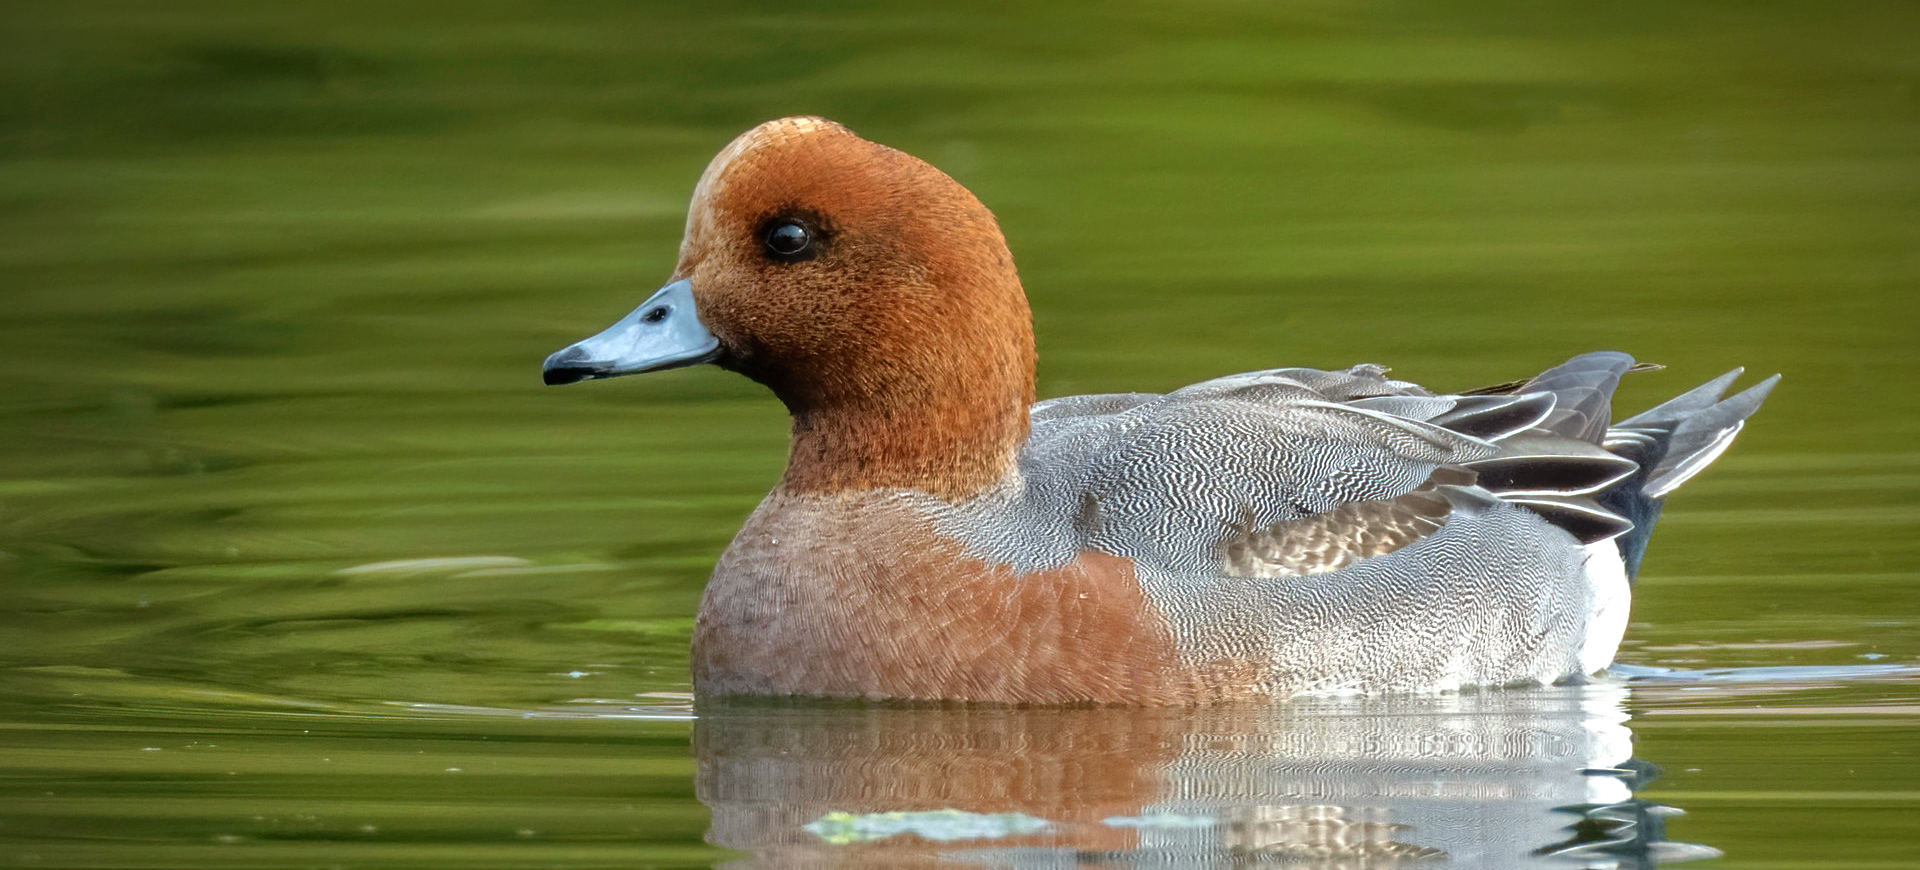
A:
543;117;1037;498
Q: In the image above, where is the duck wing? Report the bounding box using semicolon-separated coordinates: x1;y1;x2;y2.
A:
1023;354;1654;578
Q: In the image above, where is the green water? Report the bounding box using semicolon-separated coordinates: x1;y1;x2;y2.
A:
2;2;1916;867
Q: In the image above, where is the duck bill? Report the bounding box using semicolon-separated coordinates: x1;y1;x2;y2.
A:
542;279;720;385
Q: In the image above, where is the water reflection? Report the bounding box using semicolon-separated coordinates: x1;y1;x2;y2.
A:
695;684;1716;869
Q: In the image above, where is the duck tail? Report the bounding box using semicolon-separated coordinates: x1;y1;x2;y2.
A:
1597;367;1780;579
1441;352;1778;580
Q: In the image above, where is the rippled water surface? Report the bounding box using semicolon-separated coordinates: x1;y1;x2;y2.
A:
2;2;1916;868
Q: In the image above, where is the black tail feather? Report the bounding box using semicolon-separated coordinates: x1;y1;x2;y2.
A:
1448;355;1778;578
1599;371;1780;578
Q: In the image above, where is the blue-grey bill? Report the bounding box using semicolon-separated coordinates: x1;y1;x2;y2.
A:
543;279;720;385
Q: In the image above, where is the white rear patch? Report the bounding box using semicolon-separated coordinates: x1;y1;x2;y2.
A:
1576;540;1632;674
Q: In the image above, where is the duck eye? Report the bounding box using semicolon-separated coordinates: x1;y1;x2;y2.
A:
763;221;812;258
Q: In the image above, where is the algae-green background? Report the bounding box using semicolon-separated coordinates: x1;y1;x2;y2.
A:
1;2;1915;867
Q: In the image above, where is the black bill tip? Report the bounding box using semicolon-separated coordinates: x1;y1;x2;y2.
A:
543;365;595;386
542;346;597;386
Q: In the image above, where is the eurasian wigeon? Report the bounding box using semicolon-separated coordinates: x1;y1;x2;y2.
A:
543;117;1777;704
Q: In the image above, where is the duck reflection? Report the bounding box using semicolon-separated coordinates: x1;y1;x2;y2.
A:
694;684;1715;869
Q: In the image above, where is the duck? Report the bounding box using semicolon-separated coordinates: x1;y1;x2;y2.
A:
542;117;1777;705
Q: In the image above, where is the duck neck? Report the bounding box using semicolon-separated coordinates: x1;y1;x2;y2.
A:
774;321;1035;502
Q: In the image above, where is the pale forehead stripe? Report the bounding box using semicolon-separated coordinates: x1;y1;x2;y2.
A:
684;118;846;256
691;117;843;207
